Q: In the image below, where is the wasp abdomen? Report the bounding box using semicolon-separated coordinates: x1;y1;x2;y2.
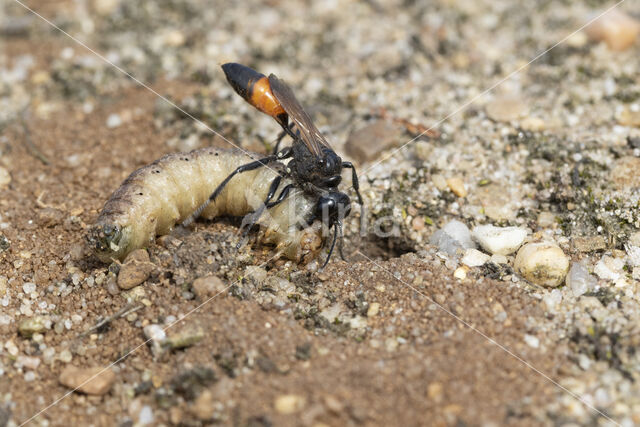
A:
222;63;288;127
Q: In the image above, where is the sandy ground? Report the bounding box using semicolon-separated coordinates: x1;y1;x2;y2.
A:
1;0;640;426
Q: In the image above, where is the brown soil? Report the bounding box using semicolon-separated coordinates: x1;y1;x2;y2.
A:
0;3;574;426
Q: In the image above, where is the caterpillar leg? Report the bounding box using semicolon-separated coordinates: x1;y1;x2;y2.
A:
237;175;282;247
182;147;293;226
342;161;366;233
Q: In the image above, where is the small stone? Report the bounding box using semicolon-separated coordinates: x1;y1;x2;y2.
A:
477;183;516;221
245;265;268;283
18;316;47;338
58;349;73;363
514;242;569;287
0;167;11;188
59;366;116;395
429;220;475;256
616;107;640;127
344;120;404;163
138;405;154;425
411;216;425;231
446;176;467;197
16;355;40;370
431;174;448;191
572;235;607;252
594;255;624;281
629;231;640;247
118;249;153;290
192;275;226;299
191;389;215;420
461;248;490;267
93;0;121;15
472;225;527;255
524;334;540;349
520;116;546;132
537;211;556;228
427;382;444;402
485;95;528;122
166;325;204;349
275;394;306;414
453;267;467;280
627;245;640;267
610;156;640;191
106;113;122;128
585;9;640;51
143;324;166;342
490;254;508;265
366;302;380;317
566;263;598;297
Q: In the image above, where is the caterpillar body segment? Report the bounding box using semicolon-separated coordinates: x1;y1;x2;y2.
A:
87;147;323;263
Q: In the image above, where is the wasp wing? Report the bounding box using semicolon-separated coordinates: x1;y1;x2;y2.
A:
268;74;332;158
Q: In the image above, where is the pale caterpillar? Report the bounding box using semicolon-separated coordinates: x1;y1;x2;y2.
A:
86;147;324;263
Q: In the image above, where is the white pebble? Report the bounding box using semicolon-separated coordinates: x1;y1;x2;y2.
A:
514;242;569;287
429;220;475;256
138;406;154;425
106;114;122;128
524;334;540;348
22;282;36;295
472;225;527;255
143;324;166;342
542;289;563;312
594;255;625;281
566;263;597;297
461;248;490;267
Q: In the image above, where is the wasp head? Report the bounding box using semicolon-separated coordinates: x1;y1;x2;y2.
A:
316;191;351;227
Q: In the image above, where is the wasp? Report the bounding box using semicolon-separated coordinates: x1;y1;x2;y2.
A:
184;63;365;266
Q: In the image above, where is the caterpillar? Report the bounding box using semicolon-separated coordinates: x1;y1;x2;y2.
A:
86;147;324;264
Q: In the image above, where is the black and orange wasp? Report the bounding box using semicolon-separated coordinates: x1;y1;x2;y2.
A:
185;63;364;266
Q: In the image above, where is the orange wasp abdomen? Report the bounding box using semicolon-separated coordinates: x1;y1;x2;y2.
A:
222;63;287;127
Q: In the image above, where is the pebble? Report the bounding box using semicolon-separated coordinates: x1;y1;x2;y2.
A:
593;255;624;281
453;266;467;280
245;265;268;283
344;120;404;163
520;116;546;132
485;95;528;122
429;220;475;256
16;355;40;370
191;390;215;420
143;324;166;342
566;263;597;297
461;248;490;267
477;184;516;221
572;235;607;253
138;406;154;425
514;242;569;287
626;245;640;267
472;225;527;255
446;176;467;197
524;334;540;349
275;394;306;414
366;302;380;317
18;316;47;338
192;275;226;298
537;211;556;228
616;107;640;127
117;249;153;290
0;167;11;188
59;366;116;395
585;9;640;51
106;113;122;128
166;325;204;349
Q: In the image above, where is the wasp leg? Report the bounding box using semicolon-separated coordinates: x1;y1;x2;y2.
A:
237;176;282;248
182;147;293;226
266;183;294;209
272;122;297;154
321;223;339;270
342;162;366;232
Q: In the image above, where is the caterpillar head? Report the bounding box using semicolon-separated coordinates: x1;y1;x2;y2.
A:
86;222;131;263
